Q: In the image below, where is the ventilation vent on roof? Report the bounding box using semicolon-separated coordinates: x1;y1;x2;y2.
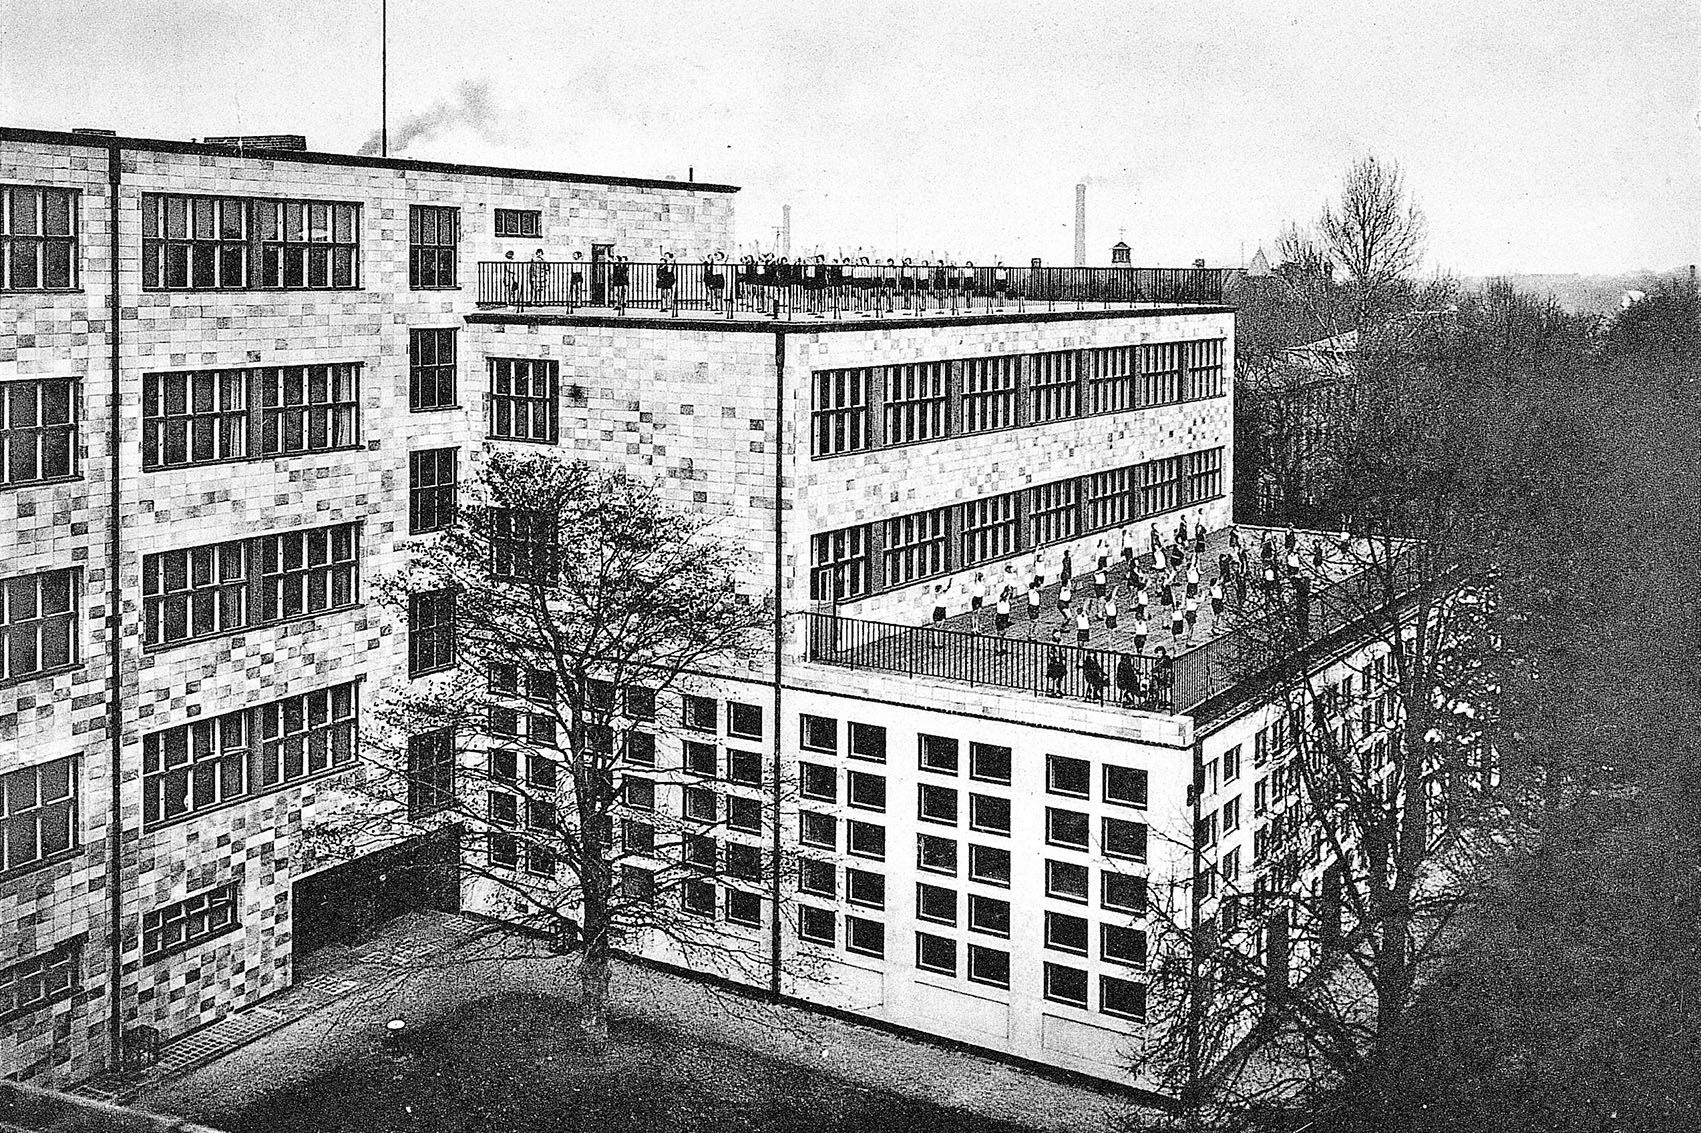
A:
71;127;116;136
201;134;307;152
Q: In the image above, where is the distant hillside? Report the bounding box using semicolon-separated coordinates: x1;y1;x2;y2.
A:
1460;269;1693;316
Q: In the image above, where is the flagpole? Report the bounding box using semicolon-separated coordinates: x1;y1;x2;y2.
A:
381;0;388;156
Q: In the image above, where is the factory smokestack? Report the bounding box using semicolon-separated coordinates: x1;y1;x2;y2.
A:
1074;183;1087;267
782;205;792;258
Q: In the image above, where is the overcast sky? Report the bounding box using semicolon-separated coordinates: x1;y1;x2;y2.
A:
2;0;1694;275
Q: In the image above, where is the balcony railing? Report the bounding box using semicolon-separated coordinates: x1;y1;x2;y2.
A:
477;260;1227;318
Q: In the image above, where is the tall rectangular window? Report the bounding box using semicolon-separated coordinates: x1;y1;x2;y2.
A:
1084;345;1138;415
0;568;78;682
407;729;456;819
884;361;948;446
409;205;459;289
409;448;458;534
1029;351;1079;424
1138;342;1184;406
141;364;361;469
1184;338;1226;401
809;524;870;603
143;882;241;961
883;507;948;589
960;355;1018;434
0;378;77;486
488;358;559;444
494;209;542;238
141;194;359;290
409;328;458;411
1083;466;1135;533
1184;447;1224;504
959;491;1020;567
812;367;871;457
490;508;559;584
408;589;457;677
1029;479;1079;547
0;755;77;875
141;369;247;469
1139;455;1183;518
141;524;358;650
1;185;78;291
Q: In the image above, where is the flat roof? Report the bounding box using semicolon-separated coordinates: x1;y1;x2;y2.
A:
0;125;740;195
466;303;1235;334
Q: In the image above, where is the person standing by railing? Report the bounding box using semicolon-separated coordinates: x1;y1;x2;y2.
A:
1082;650;1108;704
702;252;726;312
1045;630;1067;697
568;251;586;310
528;248;547;308
502;249;521;307
657;252;678;316
1116;653;1140;707
1153;647;1175;710
992;259;1009;310
611;255;631;315
930;580;950;647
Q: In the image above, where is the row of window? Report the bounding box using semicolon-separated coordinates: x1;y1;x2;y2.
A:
811;339;1226;458
809;446;1226;601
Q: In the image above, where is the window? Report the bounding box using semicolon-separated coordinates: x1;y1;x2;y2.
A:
918;784;958;825
1;185;78;290
847;820;886;860
683;833;718;871
846;868;885;909
884;361;948;446
916;883;956;925
1047;755;1091;798
969;894;1011;937
726;890;763;927
488;358;559;444
624;776;655;812
726;842;764;882
624;686;656;720
141;193;360;290
800;811;837;850
1222;846;1241;886
625;731;656;767
1083;467;1136;533
622;819;654;855
1046;807;1089;850
1084;344;1138;415
809;524;870;602
847;770;886;811
1100;975;1148;1021
406;730;455;819
967;944;1010;989
1183;338;1226;401
1103;817;1149;861
409;328;458;411
845;915;885;958
142;524;359;650
1047;859;1089;903
915;931;957;975
1044;962;1089;1007
494;208;541;238
1222;796;1241;833
488;829;519;869
1221;745;1242;784
1045;911;1089;954
1;378;77;486
919;734;959;775
0;938;80;1022
798;859;835;898
798;905;836;945
1140;455;1183;517
727;701;763;740
0;568;77;681
958;491;1020;567
141;364;360;470
883;507;949;588
409;448;458;534
489;507;558;585
969;844;1011;887
1104;765;1149;809
1029;350;1079;423
143;882;240;960
0;756;77;874
1184;447;1225;504
960;355;1019;434
811;367;871;457
1102;872;1148;914
1029;479;1079;547
727;749;762;787
916;833;957;875
799;763;836;802
728;796;762;833
680;879;716;916
1102;924;1148;967
969;743;1012;784
621;865;656;904
849;722;887;763
1138;341;1184;406
259;364;361;457
969;793;1010;835
684;786;718;823
800;713;837;753
409;204;459;289
408;589;456;677
682;694;717;733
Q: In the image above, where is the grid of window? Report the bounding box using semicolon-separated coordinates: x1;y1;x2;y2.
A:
0;568;77;682
0;756;77;875
1;378;77;486
1184;447;1225;503
811;367;871;457
1085;345;1138;415
1;185;77;290
883;507;948;588
142;194;359;290
141;524;358;650
1083;466;1135;533
1140;455;1184;518
409;328;458;411
409;205;459;289
1183;338;1226;400
884;362;948;446
494;208;542;238
408;589;456;677
1029;351;1079;424
407;729;456;819
409;448;458;535
959;491;1020;567
1029;479;1080;547
141;681;358;828
142;364;360;469
143;883;241;960
1139;341;1184;406
809;524;870;603
1;937;79;1027
960;356;1019;433
488;358;559;444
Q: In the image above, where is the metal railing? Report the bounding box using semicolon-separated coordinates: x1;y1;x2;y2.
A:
477;261;1227;317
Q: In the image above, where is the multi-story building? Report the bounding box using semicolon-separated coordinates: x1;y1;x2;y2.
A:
1;125;1400;1097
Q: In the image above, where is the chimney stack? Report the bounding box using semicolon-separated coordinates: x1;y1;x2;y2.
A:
1074;184;1087;267
782;205;792;258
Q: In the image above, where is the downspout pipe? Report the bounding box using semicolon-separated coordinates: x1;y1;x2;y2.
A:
768;332;786;999
1184;729;1205;1107
104;142;126;1074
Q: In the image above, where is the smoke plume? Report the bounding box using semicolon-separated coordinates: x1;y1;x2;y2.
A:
359;79;504;157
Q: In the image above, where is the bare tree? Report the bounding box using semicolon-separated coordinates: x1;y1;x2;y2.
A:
1319;155;1426;317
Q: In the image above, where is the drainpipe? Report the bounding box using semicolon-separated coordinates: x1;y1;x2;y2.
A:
104;142;126;1074
1184;729;1205;1108
768;331;787;999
